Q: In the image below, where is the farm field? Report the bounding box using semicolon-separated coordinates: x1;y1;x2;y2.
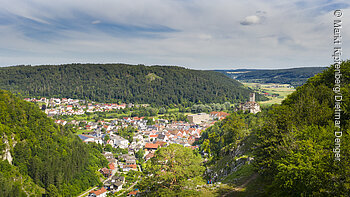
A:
242;83;296;105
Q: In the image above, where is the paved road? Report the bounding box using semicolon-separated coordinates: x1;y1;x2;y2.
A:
77;186;97;197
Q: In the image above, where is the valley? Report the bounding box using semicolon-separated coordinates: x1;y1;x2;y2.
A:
1;62;349;196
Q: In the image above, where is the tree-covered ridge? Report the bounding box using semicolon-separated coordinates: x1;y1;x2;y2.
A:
0;89;108;196
0;63;266;105
255;61;350;196
216;67;327;86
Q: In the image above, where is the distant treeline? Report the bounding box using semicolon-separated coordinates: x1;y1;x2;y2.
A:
216;67;327;86
0;63;266;105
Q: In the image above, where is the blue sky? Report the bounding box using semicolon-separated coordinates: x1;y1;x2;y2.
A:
0;0;349;69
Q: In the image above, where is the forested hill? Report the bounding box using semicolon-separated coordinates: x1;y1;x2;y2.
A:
0;89;108;196
216;67;327;86
254;61;350;196
0;64;264;104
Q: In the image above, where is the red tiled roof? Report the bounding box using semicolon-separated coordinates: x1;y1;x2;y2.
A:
90;187;107;195
145;153;154;159
144;143;159;149
101;168;111;174
128;190;139;195
154;141;167;146
126;164;137;169
109;163;115;170
210;111;230;117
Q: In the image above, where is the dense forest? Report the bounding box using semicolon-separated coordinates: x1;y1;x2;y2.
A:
216;67;327;86
0;64;266;105
0;89;108;196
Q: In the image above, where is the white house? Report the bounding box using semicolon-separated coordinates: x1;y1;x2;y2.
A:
110;135;129;149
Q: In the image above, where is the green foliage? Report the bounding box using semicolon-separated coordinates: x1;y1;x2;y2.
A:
47;184;59;197
0;90;108;196
0;64;261;105
198;113;246;160
222;163;255;184
116;126;137;143
0;160;42;197
135;149;145;160
138;144;205;196
131;107;158;117
254;61;350;196
144;117;155;125
104;144;113;152
158;113;188;122
158;107;166;114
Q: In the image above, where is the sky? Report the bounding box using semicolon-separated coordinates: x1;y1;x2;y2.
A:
0;0;349;69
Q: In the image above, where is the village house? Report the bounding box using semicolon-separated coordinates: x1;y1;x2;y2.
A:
89;187;107;197
103;152;114;160
110;134;129;149
123;164;137;172
210;111;230;120
145;152;154;161
104;175;124;192
100;168;112;178
144;143;159;152
127;190;140;197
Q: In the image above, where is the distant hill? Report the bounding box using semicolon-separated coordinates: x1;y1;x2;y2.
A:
215;67;327;86
0;89;108;196
0;64;266;104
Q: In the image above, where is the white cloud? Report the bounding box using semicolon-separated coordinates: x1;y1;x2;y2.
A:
0;0;349;69
240;15;261;25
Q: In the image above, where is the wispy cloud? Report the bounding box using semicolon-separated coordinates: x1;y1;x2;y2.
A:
0;0;349;69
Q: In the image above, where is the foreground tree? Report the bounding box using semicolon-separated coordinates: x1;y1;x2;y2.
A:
138;144;205;196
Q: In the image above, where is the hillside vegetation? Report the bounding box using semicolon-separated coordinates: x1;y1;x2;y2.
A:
199;61;350;196
0;64;266;105
0;89;108;196
255;61;350;196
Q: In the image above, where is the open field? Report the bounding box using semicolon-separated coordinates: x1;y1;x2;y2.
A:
243;82;296;105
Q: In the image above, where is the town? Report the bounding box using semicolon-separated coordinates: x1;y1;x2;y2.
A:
24;93;260;196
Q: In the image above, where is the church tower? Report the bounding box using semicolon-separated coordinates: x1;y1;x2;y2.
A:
249;93;255;102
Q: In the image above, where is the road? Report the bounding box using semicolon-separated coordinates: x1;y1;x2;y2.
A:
77;167;119;197
77;186;97;197
117;180;139;197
